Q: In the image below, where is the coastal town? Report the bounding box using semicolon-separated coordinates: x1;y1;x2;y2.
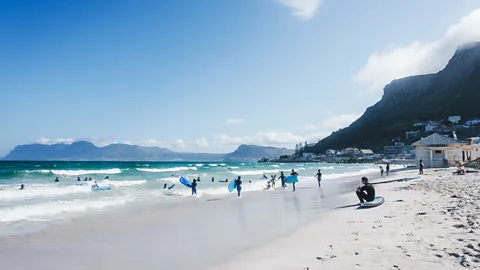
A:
260;116;480;169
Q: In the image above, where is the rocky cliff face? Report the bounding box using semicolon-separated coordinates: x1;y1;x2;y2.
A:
311;42;480;153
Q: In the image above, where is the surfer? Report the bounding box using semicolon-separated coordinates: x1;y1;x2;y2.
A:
314;169;322;187
356;177;375;203
279;172;286;189
262;174;267;180
211;177;214;182
419;160;424;175
89;177;92;181
54;177;59;182
191;179;197;195
163;183;167;189
19;184;25;190
77;177;81;181
197;177;201;182
92;181;99;189
234;176;242;198
84;177;88;181
386;163;390;176
105;176;109;180
290;169;298;192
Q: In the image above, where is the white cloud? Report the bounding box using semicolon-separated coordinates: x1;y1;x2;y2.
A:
354;9;480;94
322;114;360;130
225;118;246;125
196;138;209;148
302;124;319;131
171;139;187;149
214;130;329;147
276;0;321;20
36;137;75;145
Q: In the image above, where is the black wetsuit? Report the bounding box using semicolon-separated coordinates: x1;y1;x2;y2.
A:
191;181;197;195
356;183;375;203
419;162;424;175
279;174;286;188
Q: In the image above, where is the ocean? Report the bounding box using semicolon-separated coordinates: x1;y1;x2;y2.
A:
0;161;382;236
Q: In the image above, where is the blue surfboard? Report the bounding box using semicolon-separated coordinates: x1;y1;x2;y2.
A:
359;196;385;208
228;179;236;192
179;176;192;188
284;175;298;183
168;184;176;190
93;186;111;191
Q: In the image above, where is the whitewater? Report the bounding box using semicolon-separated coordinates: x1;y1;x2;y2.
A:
0;161;394;236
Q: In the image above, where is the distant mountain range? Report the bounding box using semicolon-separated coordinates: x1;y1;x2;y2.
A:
223;144;294;162
1;141;293;161
309;42;480;153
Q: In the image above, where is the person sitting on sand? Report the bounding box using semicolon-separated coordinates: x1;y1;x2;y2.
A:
54;177;59;182
453;165;466;175
191;179;197;195
19;184;25;190
356;177;375;203
314;169;322;187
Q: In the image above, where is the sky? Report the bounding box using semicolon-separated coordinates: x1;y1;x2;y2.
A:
1;0;480;155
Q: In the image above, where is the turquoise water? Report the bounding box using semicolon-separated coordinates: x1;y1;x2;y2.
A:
0;161;382;235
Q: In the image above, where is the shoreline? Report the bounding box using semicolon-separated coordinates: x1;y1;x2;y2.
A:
0;170;387;270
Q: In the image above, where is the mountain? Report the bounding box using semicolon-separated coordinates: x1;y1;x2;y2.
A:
310;42;480;153
2;141;225;161
223;144;294;161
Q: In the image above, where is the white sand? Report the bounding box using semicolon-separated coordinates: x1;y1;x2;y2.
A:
211;169;480;270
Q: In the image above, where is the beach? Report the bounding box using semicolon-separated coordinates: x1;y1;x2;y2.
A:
212;168;480;270
1;164;478;269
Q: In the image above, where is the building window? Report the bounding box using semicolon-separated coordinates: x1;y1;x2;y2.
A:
434;150;442;154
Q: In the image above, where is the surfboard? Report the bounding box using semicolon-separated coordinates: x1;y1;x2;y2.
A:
179;176;192;188
92;186;111;191
168;184;175;190
284;175;298;183
359;196;385;208
219;180;228;183
228;179;236;192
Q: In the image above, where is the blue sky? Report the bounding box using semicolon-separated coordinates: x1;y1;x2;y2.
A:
1;0;480;155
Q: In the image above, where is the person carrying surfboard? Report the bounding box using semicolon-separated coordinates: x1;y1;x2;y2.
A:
191;179;197;195
234;176;242;198
314;169;322;187
290;169;298;192
356;177;375;203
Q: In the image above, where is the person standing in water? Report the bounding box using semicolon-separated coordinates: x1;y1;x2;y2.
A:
386;163;390;176
314;169;322;187
19;184;25;190
77;177;81;181
191;179;197;195
419;160;424;175
290;169;298;192
235;176;242;198
279;172;286;189
211;177;214;182
54;177;59;182
356;176;375;203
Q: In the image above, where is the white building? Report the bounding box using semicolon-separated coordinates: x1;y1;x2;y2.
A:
413;133;466;168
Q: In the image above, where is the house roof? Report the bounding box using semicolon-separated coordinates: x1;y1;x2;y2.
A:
412;133;465;146
360;149;374;154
